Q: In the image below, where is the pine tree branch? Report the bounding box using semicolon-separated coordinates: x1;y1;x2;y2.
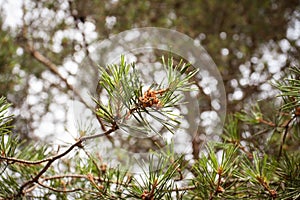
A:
19;5;106;131
43;174;88;180
41;173;128;186
256;176;277;198
258;118;276;127
14;126;117;197
40;174;196;195
0;129;116;166
36;181;82;193
0;155;50;165
24;42;91;109
19;5;89;109
162;185;196;192
16;140;82;197
211;167;225;199
278;116;296;158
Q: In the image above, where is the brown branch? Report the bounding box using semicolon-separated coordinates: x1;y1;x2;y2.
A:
42;173;196;195
40;172;132;193
237;143;253;159
22;172;201;198
43;174;87;181
212;167;225;199
256;176;277;199
20;5;106;130
278;116;295;158
71;1;108;133
15;126;117;197
141;179;157;200
16;141;82;197
42;173;126;186
166;185;196;192
149;179;158;198
0;129;115;166
258;118;276;127
20;3;87;108
36;181;82;193
256;113;296;158
192;129;202;160
25;43;90;108
25;36;107;132
0;155;52;165
72;10;107;132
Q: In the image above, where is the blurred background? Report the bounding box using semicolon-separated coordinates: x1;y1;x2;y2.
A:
0;0;299;155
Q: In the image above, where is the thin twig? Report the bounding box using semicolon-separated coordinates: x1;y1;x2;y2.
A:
256;176;277;198
212;167;225;199
72;8;107;132
16;141;82;197
25;43;90;109
278;116;295;158
42;173;197;194
15;126;117;197
149;179;158;198
258;118;276;127
43;174;87;181
0;155;51;165
237;143;253;159
141;179;157;200
162;185;196;192
42;173;127;186
36;181;82;193
0;131;114;166
20;4;106;130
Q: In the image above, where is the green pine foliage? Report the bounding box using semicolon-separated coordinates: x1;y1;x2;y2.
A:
0;58;299;199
